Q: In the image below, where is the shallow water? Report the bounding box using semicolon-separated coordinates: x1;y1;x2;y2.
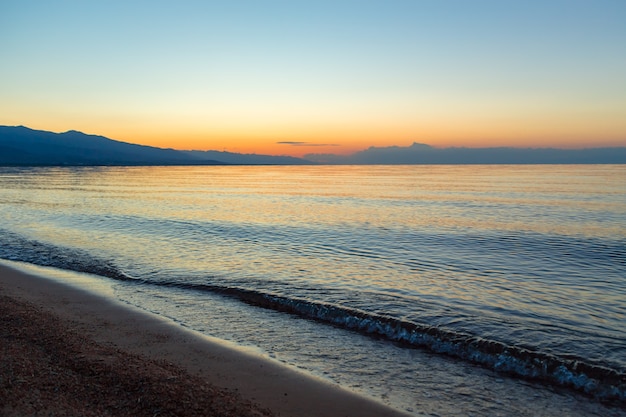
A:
0;165;625;415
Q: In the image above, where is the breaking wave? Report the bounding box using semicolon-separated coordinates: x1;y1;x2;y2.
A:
1;231;624;405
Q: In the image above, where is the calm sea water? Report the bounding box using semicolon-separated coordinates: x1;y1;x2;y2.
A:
1;165;624;416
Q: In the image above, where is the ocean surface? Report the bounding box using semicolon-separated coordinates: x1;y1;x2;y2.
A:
0;165;624;416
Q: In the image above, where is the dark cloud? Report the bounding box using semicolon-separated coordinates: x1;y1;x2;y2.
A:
277;141;339;147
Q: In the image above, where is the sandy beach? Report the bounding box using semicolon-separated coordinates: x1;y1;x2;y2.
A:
0;263;411;417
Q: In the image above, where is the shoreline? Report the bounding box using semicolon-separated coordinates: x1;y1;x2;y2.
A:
0;262;411;417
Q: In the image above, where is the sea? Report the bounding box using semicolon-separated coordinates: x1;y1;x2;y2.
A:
0;165;624;416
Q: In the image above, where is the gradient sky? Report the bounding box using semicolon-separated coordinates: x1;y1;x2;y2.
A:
2;1;625;156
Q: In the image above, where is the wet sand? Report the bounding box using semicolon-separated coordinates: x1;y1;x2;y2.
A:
0;263;411;417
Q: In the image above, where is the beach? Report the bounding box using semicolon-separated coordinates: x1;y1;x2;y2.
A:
0;263;410;417
1;165;624;416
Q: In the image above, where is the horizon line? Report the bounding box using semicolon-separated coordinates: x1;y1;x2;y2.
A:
5;125;626;159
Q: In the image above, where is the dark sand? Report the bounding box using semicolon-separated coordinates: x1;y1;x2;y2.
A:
0;263;411;417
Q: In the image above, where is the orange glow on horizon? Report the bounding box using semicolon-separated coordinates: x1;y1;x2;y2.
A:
3;1;625;159
105;128;626;158
4;109;624;158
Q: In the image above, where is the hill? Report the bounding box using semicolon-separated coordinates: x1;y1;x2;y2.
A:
306;142;626;164
2;126;624;166
0;126;311;166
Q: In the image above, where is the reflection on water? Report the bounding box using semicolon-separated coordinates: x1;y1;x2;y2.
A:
6;164;625;234
0;165;625;414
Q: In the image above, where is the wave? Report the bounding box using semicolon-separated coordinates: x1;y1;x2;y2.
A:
0;230;134;282
1;231;624;405
149;280;625;405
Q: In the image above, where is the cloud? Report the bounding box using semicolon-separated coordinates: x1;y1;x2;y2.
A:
277;141;339;147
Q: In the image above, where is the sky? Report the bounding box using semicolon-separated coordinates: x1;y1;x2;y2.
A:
2;1;625;157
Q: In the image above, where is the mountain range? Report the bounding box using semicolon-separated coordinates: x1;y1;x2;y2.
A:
1;125;625;165
305;142;626;164
0;126;310;166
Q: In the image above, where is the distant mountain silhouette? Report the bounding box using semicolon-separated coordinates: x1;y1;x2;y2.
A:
182;150;311;165
306;142;626;164
2;126;624;166
0;126;312;166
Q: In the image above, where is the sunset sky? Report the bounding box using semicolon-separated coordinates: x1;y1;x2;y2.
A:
2;1;625;156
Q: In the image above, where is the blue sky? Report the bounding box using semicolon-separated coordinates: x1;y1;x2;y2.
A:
2;0;625;155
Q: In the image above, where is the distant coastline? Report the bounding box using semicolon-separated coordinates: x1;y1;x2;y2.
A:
1;125;625;165
305;142;626;165
0;126;311;166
